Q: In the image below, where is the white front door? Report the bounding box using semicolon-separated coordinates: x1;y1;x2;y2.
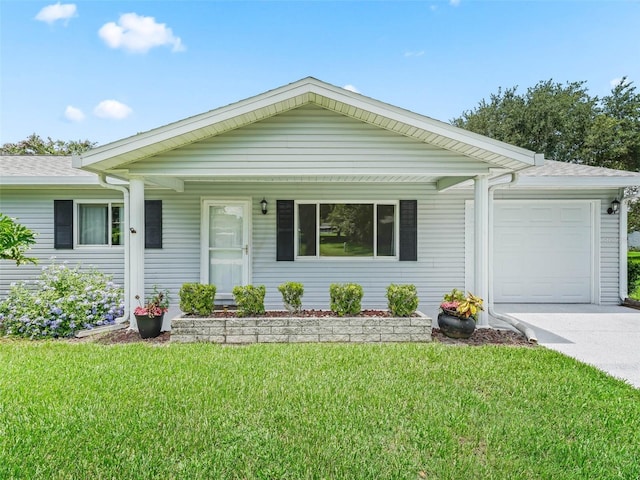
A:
201;200;250;298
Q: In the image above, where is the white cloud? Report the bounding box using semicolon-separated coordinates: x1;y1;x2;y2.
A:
610;77;623;88
450;0;461;6
404;51;425;57
98;13;185;53
35;3;77;25
93;100;133;120
343;84;360;94
64;105;85;122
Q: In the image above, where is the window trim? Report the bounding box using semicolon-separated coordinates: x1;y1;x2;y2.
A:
294;200;399;260
74;200;124;248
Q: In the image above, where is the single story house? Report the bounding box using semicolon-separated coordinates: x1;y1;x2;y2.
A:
2;77;640;329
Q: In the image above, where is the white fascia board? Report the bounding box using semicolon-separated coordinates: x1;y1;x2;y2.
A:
516;177;640;188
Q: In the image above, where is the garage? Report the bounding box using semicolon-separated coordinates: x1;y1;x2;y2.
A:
492;201;595;303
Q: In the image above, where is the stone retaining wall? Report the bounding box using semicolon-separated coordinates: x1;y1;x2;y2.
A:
171;313;432;344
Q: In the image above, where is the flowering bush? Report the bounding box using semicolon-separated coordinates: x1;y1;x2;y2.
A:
134;286;169;318
0;262;124;339
439;288;484;320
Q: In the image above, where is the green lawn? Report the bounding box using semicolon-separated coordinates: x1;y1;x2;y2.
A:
1;341;639;479
628;251;640;300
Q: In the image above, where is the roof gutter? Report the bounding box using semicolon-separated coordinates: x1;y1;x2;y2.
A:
97;173;130;325
487;173;538;344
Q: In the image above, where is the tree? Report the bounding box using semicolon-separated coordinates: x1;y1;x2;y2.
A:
0;214;37;266
452;78;640;231
0;133;96;155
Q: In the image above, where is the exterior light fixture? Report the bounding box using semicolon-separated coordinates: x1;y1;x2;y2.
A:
607;198;620;215
260;198;268;215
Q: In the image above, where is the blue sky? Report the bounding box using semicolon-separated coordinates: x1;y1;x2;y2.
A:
1;0;639;146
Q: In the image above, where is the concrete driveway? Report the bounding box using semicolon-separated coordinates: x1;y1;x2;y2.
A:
496;304;640;389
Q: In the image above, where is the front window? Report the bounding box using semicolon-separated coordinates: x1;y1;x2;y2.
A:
297;202;396;258
77;202;123;246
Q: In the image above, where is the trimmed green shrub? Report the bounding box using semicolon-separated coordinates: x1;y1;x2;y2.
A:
179;283;216;316
232;285;266;317
386;284;419;317
278;282;304;313
628;261;640;291
0;262;124;339
329;283;363;316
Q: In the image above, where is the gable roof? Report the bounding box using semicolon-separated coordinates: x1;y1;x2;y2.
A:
75;77;542;174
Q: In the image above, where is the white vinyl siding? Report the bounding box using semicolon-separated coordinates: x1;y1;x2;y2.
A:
129;105;492;179
0;184;621;308
135;182;470;310
0;188;125;297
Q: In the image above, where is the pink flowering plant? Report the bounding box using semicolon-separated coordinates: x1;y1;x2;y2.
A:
439;288;484;320
134;286;169;318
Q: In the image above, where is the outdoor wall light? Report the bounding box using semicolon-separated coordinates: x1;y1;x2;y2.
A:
607;198;620;215
260;198;268;215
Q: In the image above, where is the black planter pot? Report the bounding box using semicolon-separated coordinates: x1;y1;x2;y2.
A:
437;312;476;339
135;313;164;339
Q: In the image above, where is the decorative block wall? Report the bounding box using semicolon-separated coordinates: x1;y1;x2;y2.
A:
171;313;431;344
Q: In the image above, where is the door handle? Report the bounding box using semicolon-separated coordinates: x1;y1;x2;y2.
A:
244;244;249;255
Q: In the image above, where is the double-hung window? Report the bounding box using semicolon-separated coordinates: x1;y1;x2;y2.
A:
296;202;397;258
77;202;123;246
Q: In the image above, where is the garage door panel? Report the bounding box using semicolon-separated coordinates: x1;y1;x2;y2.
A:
494;201;592;303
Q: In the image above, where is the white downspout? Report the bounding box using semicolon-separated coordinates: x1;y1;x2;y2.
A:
487;172;538;344
97;174;130;324
619;188;639;302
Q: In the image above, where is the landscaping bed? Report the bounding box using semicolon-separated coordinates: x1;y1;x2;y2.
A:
79;323;531;346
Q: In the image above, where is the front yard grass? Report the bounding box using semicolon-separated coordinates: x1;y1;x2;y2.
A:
1;341;639;479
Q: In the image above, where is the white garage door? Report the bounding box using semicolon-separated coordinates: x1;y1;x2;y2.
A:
493;201;594;303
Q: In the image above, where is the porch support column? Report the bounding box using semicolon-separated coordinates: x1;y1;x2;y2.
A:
474;175;490;327
129;176;145;331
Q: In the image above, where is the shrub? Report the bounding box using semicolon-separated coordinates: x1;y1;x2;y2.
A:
386;284;419;317
179;283;216;316
628;261;640;291
278;282;304;313
0;262;124;339
232;285;266;317
329;283;363;316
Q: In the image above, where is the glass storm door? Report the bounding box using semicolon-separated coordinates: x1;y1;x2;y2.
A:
202;200;250;298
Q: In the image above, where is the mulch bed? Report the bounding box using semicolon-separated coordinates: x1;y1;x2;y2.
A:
431;328;533;347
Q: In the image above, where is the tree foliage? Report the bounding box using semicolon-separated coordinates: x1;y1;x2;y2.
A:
0;214;37;266
0;133;96;155
452;78;640;230
452;78;640;168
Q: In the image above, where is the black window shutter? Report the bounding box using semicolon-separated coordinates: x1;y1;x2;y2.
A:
54;200;74;249
276;200;294;261
399;200;417;261
145;200;162;249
